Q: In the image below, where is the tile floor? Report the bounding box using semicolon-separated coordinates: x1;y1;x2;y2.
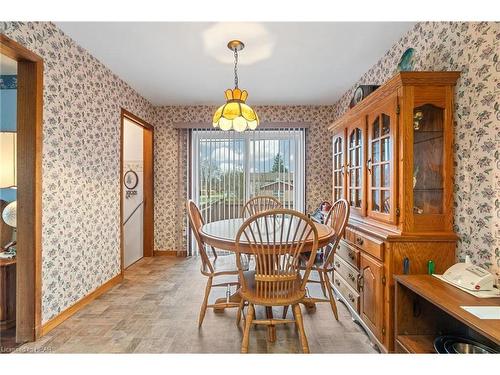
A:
15;256;377;353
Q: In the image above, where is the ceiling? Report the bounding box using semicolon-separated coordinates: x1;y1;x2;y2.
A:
56;22;414;106
0;54;17;74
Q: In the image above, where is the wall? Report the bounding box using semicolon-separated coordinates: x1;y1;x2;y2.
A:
0;75;16;130
152;105;335;252
1;20;497;324
331;22;500;272
0;74;17;202
1;22;155;323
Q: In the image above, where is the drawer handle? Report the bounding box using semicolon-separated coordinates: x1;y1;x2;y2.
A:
348;273;355;282
357;275;364;291
335;279;340;286
348;251;355;260
334;261;341;268
348;293;355;303
356;237;364;246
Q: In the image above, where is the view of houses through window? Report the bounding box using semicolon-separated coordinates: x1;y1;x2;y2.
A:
190;128;305;254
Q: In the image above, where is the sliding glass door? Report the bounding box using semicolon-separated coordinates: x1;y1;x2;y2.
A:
190;128;305;255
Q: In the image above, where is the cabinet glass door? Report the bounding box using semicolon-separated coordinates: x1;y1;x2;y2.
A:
332;132;345;202
413;104;444;215
367;96;396;222
347;126;364;213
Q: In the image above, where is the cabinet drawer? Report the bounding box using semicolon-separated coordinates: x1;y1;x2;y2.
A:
337;240;360;269
333;254;359;291
353;232;384;261
333;273;359;313
345;227;356;244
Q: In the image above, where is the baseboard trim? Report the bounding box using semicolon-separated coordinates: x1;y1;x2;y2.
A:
40;273;123;336
154;250;187;257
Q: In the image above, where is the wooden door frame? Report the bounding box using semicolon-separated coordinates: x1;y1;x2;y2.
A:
120;109;154;273
0;34;43;341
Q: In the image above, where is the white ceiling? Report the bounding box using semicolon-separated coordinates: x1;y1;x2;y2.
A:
0;54;17;74
56;22;414;106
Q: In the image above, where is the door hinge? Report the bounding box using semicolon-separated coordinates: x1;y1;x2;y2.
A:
382;275;386;285
396;207;400;217
396;104;400;115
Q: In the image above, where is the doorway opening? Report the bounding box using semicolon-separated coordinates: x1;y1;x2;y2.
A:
0;35;43;347
120;109;154;271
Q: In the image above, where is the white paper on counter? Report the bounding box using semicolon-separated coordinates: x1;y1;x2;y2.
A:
460;306;500;320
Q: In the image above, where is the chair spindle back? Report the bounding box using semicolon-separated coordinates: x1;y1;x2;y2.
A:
186;200;213;273
323;199;350;267
235;209;319;302
241;196;282;219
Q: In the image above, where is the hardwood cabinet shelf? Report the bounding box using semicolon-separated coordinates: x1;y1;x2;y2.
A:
413;136;443;145
329;72;460;352
396;335;435;354
413;188;443;192
395;275;500;353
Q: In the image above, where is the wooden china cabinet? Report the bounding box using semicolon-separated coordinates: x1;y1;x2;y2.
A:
329;72;460;352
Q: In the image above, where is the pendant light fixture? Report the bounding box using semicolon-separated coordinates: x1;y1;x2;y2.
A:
212;40;259;132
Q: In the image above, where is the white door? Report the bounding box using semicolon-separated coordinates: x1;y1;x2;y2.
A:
123;118;144;268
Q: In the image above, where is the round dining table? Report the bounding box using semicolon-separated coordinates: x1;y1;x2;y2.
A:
199;217;336;342
200;217;336;253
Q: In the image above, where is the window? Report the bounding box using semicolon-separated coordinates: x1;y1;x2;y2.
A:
190;128;305;255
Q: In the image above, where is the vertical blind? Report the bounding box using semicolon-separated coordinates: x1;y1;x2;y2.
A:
190;128;305;255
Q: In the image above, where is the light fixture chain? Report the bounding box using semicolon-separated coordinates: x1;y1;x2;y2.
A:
234;48;239;88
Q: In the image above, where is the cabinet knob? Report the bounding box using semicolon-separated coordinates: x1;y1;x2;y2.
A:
348;293;355;302
335;261;341;268
356;237;364;246
335;279;340;286
348;273;355;281
348;251;355;260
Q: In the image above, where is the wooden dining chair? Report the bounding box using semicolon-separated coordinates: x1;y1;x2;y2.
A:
241;195;282;218
296;199;349;320
235;209;319;353
186;200;241;327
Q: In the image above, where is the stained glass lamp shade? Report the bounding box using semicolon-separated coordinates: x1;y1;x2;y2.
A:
212;40;259;132
212;88;259;132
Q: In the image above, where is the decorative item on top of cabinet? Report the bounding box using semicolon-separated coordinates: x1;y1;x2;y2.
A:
396;48;416;72
329;71;460;353
349;85;380;108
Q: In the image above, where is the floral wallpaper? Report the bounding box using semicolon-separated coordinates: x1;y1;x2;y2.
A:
331;22;500;273
152;106;336;252
0;75;17;89
1;20;497;326
0;22;156;323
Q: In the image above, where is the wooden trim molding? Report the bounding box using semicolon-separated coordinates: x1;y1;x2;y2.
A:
172;121;311;129
120;109;155;272
40;273;123;336
329;71;460;132
154;250;187;257
0;34;43;62
121;108;154;130
0;34;44;342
